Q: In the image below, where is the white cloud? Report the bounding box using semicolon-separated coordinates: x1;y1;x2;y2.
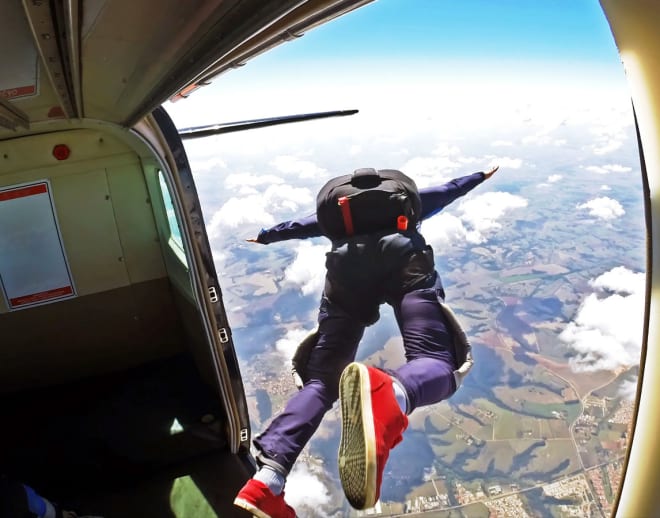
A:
518;110;567;148
576;196;625;220
349;144;362;156
538;174;562;188
271;155;328;179
432;142;462;157
593;139;624;155
275;327;316;361
399;148;520;189
399;143;472;187
401;156;461;189
421;213;469;248
585;164;633;174
211;248;228;270
521;134;566;147
560;267;644;373
283;241;328;295
225;172;284;188
589;265;644;295
208;197;276;232
458;191;528;243
188;156;227;173
421;191;528;247
589;118;630;156
265;184;315;212
458;156;482;166
485;156;523;169
207;184;314;232
605;164;633;173
619;379;638;401
601;185;611;191
522;134;548;145
224;173;285;196
491;140;513;147
285;463;332;514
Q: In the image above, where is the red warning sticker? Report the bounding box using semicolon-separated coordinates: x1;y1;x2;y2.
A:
0;85;37;100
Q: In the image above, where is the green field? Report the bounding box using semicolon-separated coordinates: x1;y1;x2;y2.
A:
539;418;571;439
513;439;580;479
522;400;581;421
493;409;525;439
500;273;544;284
462;440;523;474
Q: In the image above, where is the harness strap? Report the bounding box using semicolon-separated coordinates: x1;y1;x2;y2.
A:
338;196;354;236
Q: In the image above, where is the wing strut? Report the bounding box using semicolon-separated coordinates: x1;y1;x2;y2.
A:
178;109;358;140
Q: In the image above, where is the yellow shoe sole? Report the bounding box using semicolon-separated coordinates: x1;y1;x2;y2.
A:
338;362;377;510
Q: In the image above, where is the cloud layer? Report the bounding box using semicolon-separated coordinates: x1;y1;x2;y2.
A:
285;463;332;512
283;241;328;296
275;326;316;361
576;196;625;220
207;183;314;234
421;191;528;247
560;266;644;372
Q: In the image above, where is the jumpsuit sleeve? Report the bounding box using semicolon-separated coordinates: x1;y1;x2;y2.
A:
255;213;324;244
419;172;486;220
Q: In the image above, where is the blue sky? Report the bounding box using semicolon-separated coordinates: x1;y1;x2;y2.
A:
256;0;619;66
167;0;629;128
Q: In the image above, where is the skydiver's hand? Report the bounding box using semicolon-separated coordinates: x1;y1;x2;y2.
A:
484;165;499;179
246;238;261;244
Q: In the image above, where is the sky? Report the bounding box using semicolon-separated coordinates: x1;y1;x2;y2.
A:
164;2;644;513
167;0;629;127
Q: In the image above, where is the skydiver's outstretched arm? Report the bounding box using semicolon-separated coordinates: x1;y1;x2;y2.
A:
248;166;501;242
419;167;498;221
248;213;323;244
483;165;499;179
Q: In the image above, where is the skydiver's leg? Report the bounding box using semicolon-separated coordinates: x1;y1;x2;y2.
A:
336;251;467;509
252;294;367;476
336;267;446;509
238;294;368;514
389;272;459;413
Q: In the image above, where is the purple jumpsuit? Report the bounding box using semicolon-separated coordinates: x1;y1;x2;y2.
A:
252;172;486;475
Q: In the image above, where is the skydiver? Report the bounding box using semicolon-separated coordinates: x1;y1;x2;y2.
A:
234;165;500;517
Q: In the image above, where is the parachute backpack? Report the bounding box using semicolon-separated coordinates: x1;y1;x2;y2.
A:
316;168;422;240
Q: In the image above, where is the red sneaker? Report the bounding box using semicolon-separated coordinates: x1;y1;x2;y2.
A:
234;479;296;518
338;362;408;509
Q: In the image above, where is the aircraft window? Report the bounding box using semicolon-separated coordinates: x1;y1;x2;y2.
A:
157;170;188;267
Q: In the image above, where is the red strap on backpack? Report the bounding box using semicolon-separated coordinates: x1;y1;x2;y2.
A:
338;196;354;236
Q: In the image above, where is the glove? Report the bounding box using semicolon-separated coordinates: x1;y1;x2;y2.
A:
291;329;319;390
439;302;474;390
453;348;474;389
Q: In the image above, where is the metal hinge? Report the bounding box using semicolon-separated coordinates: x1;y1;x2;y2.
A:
208;286;219;303
218;327;229;343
